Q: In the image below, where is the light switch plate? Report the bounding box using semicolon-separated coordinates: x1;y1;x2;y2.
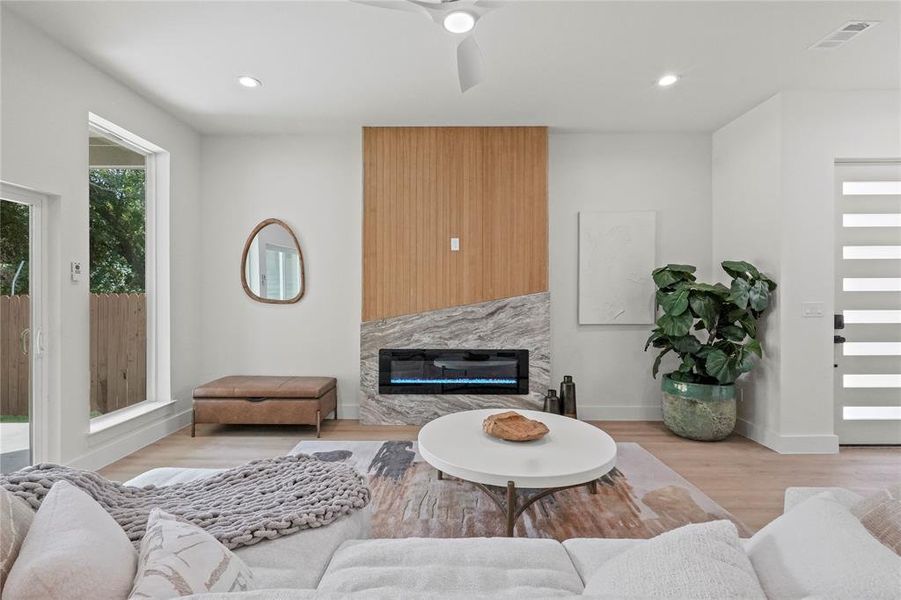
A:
801;301;825;318
450;237;460;252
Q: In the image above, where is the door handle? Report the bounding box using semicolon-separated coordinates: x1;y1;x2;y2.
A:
834;335;846;344
20;328;30;356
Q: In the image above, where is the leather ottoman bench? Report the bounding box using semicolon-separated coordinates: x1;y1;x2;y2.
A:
192;376;337;438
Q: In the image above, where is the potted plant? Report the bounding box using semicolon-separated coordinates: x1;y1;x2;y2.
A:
645;261;776;441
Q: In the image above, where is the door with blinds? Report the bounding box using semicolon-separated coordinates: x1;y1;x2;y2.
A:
834;162;901;444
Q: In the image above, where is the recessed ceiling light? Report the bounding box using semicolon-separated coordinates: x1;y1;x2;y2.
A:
237;76;262;88
657;74;679;87
443;11;475;34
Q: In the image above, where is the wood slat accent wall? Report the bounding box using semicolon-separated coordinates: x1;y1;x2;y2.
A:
363;127;548;321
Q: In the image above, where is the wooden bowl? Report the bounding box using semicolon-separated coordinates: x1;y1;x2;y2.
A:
483;411;549;442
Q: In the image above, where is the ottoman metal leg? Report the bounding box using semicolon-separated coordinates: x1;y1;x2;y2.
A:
191;409;196;438
316;410;321;438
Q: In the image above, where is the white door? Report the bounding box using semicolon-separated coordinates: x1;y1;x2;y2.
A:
834;162;901;444
0;183;47;472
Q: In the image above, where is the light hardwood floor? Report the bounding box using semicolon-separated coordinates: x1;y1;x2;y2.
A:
99;420;899;532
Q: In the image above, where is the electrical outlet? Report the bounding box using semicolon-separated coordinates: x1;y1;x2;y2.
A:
801;302;825;318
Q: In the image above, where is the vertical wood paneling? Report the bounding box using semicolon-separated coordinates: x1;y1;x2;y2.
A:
362;127;548;321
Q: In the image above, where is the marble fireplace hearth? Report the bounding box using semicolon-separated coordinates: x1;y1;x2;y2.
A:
359;292;550;425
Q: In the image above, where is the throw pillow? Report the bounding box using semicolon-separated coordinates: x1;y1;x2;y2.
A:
851;483;901;555
129;509;254;599
3;480;138;600
0;487;35;592
583;520;766;599
747;491;901;600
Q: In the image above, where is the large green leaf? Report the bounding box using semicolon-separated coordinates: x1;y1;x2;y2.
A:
738;314;758;338
671;335;702;354
727;278;751;309
689;282;730;297
705;349;739;384
719;325;746;342
746;338;763;358
652;348;670;378
652;269;681;289
644;329;665;351
748;279;770;312
661;264;697;273
677;354;697;373
660;285;690;316
721;260;760;280
657;311;694;337
689;292;718;330
652;265;696;289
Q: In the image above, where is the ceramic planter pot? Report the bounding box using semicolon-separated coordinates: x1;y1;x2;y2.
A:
661;375;736;441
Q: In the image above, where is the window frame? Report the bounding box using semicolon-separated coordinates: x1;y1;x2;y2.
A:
88;113;172;433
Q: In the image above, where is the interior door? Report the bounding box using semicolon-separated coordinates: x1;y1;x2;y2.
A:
834;162;901;444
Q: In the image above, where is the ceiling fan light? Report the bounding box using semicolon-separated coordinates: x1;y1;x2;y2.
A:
443;11;476;34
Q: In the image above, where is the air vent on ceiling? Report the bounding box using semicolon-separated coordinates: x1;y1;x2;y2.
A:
810;21;880;49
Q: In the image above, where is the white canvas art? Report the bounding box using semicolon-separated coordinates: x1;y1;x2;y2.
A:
579;211;656;325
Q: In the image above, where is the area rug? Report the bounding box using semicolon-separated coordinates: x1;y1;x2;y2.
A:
292;440;749;539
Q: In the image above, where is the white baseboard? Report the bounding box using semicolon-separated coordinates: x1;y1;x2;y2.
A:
578;404;663;421
69;408;193;471
736;417;839;454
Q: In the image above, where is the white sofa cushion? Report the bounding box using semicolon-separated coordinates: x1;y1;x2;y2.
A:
3;480;138;600
783;486;863;513
130;509;254;599
561;538;641;585
747;491;901;600
126;466;372;590
317;537;584;598
581;520;765;599
0;487;34;593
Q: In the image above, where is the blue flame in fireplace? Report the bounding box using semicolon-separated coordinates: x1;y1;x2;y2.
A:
390;378;518;385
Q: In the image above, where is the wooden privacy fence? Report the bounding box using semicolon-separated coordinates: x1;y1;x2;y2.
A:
90;293;146;415
0;293;146;416
1;295;30;416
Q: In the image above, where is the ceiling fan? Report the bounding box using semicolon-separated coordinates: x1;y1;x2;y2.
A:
352;0;503;92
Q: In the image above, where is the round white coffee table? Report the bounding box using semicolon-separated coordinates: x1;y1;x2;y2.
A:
418;408;617;536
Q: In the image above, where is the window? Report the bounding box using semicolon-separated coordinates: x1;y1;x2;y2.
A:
88;114;170;425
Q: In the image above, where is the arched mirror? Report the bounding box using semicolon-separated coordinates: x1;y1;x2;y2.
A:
241;218;305;304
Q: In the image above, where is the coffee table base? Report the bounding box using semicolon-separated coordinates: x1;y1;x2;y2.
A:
438;470;599;537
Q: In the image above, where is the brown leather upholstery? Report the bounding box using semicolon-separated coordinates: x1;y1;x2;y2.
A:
193;376;336;399
191;376;338;437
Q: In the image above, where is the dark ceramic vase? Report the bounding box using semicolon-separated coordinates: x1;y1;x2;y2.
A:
560;375;577;419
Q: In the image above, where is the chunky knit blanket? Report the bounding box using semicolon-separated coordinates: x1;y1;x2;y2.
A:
0;455;370;550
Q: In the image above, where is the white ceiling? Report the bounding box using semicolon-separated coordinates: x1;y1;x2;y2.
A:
7;0;900;134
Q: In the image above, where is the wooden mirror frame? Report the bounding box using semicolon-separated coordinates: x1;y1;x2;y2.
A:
240;218;306;304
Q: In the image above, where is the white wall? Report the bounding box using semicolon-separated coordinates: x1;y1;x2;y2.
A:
198;135;363;417
1;9;202;469
713;90;901;453
712;96;783;447
549;134;712;419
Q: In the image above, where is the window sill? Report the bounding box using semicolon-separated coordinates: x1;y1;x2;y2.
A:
89;400;176;435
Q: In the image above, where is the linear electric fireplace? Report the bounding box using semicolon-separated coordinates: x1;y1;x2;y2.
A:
379;349;529;395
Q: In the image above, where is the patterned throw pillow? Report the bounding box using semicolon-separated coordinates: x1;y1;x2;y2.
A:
851;484;901;555
129;509;254;599
0;487;35;592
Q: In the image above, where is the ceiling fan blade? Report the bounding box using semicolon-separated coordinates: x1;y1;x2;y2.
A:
456;36;485;93
350;0;432;19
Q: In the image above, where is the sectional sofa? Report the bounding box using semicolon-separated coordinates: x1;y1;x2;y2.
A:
118;468;900;600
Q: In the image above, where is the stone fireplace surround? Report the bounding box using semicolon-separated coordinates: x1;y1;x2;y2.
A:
359;292;550;425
